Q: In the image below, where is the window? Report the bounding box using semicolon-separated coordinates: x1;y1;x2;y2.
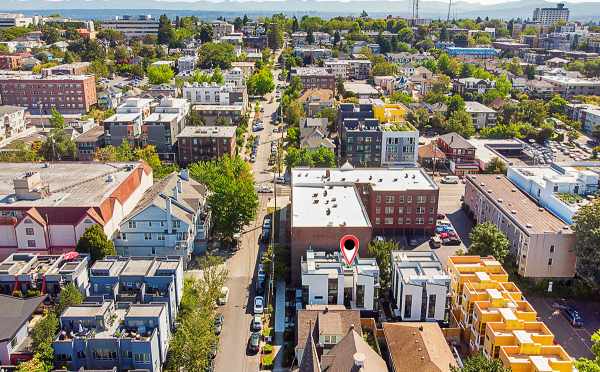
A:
10;337;17;348
385;195;395;203
375;207;381;214
376;195;381;204
375;217;381;225
173;220;181;228
160;221;165;227
405;218;411;224
416;217;424;224
404;294;412;318
397;217;403;224
416;195;426;203
385;207;394;215
24;219;31;224
27;240;35;248
148;221;152;227
144;233;152;240
25;227;34;235
128;221;136;228
120;233;127;241
157;234;165;241
398;195;405;203
548;258;553;266
328;278;338;305
550;245;555;253
407;195;412;203
398;207;404;214
416;207;425;214
428;217;434;224
427;294;437;318
356;285;365;308
384;217;393;225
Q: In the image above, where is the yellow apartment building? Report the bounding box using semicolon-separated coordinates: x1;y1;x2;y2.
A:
447;256;573;372
372;102;408;123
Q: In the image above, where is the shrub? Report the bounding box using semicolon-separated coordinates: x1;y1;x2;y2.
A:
261;354;274;370
262;344;273;354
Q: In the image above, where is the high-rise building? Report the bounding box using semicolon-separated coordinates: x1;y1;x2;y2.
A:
533;3;569;25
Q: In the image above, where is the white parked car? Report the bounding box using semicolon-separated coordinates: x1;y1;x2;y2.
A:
441;176;460;184
217;287;229;305
254;296;264;314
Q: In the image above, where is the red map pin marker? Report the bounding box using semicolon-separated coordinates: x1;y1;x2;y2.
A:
340;235;359;266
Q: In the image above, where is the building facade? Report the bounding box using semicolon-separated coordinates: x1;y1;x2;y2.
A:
101;15;159;38
0;73;97;114
533;3;569;25
465;101;497;129
463;175;576;278
291;67;336;91
182;82;247;107
300;250;380;311
142;97;189;162
176;126;236;166
390;251;449;321
53;301;170;372
0;162;153;258
115;172;210;261
0;105;26;142
103;98;153;147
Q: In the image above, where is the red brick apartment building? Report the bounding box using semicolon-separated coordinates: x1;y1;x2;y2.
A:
290;165;439;282
0;73;97;114
436;132;479;176
176;126;237;166
0;54;27;70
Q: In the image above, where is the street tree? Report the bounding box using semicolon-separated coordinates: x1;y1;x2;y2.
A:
367;239;399;290
197;23;213;43
451;354;511;372
575;329;600;372
468;222;510;263
189;155;258;240
39;109;76;161
76;224;116;262
483;157;507;174
247;67;275;96
198;42;235;69
56;283;84;316
572;200;600;286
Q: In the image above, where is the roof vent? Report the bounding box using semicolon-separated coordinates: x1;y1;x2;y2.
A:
378;178;383;182
394;178;398;182
497;198;503;203
480;182;486;187
511;210;517;214
107;175;114;182
326;208;331;215
313;199;319;204
313;193;318;198
526;223;532;228
538;207;544;211
332;204;337;208
496;175;501;179
369;175;373;180
512;188;517;192
323;190;328;197
487;189;493;193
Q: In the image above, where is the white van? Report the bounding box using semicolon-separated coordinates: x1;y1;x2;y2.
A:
441;176;460;184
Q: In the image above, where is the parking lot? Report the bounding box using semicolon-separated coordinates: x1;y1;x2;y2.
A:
413;178;472;269
528;296;599;359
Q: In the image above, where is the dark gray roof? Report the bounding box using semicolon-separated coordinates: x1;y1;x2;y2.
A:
0;294;46;342
299;322;321;372
438;132;475;150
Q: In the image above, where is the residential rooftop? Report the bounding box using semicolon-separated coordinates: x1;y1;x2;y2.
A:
343;82;379;95
177;125;236;138
465;101;496;113
466;174;572;234
301;250;379;278
292;67;332;76
391;251;449;284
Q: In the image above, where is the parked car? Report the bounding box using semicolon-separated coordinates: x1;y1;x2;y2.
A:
263;217;272;230
562;307;584;327
258;184;273;193
429;236;442;248
250;154;256;163
254;296;264;314
217;287;229;305
441;176;460;184
251;315;263;331
248;332;261;354
209;341;218;359
275;176;286;184
255;279;265;296
214;314;224;335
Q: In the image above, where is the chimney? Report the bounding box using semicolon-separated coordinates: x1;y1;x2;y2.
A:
166;197;173;232
177;179;182;194
173;186;179;201
325;169;330;178
180;169;189;181
353;353;366;368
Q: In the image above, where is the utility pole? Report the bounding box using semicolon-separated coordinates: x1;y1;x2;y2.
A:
447;0;452;22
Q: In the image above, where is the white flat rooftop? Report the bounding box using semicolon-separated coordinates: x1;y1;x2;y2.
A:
291;167;437;192
292;185;370;228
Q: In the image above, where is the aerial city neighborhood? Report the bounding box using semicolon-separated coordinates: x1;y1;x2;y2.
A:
0;4;600;372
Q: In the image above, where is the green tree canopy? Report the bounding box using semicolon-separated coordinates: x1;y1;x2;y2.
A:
575;329;600;372
572;200;600;286
189;155;258;240
198;42;235;69
56;283;84;316
446;109;475;138
468;221;510;264
76;224;116;262
285;147;336;168
368;239;398;290
247;67;275;96
451;354;511;372
147;64;174;85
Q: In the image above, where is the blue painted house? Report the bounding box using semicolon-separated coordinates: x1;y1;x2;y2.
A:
88;256;183;327
53;301;170;372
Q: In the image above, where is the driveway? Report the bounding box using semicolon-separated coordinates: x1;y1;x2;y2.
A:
412;179;472;269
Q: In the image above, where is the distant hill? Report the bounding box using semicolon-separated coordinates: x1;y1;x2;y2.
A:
3;0;600;21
